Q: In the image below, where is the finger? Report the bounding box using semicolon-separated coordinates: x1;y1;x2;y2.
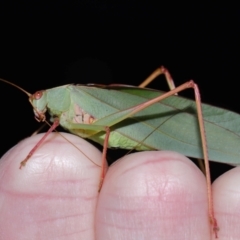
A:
96;151;211;239
213;166;240;240
0;133;102;240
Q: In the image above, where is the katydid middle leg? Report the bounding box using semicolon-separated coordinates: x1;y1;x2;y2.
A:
57;121;112;191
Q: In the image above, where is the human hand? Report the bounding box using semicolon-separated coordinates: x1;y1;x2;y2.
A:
0;133;239;240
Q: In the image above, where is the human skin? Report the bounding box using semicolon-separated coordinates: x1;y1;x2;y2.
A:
0;133;240;240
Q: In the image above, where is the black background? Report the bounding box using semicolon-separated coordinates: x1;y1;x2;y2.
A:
0;2;239;180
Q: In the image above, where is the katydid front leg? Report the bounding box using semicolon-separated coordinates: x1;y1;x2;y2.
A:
19;119;60;168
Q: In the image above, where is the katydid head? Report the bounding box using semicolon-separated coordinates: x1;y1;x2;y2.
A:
29;90;48;122
0;78;48;123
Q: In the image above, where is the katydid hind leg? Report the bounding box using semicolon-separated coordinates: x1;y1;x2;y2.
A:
124;81;218;238
193;84;218;238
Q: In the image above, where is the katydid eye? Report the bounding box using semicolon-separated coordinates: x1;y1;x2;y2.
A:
33;91;43;100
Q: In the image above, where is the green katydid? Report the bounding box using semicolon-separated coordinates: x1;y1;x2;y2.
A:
2;66;240;238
